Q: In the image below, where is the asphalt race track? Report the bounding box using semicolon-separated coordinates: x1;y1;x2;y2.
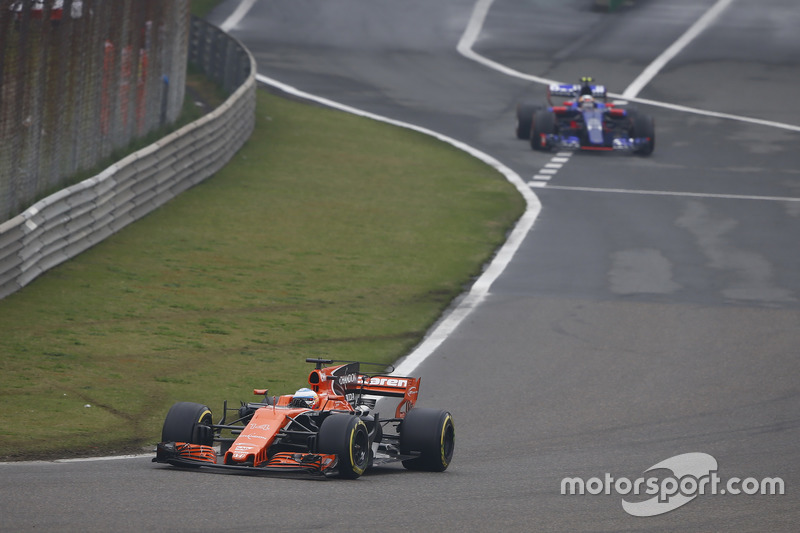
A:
2;1;799;531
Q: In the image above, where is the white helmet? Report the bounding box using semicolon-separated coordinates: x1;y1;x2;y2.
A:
291;387;319;409
579;94;595;109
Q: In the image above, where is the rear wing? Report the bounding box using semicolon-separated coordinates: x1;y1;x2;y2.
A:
547;83;607;105
307;359;420;418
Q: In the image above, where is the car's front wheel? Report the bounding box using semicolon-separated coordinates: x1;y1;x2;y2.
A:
516;101;541;140
161;401;214;446
632;114;655;155
531;110;556;151
317;414;370;479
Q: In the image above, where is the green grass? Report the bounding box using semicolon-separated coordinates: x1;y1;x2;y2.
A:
0;90;524;460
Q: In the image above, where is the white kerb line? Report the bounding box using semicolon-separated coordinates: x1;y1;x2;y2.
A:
621;0;734;99
220;0;258;32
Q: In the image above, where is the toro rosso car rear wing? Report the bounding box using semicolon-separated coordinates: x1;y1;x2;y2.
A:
547;83;607;105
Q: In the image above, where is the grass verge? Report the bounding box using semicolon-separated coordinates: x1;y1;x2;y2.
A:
0;89;524;460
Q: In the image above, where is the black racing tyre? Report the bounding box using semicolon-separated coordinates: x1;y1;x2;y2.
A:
399;408;455;472
317;414;370;479
515;101;540;140
632;114;655;155
531;110;556;151
161;401;214;446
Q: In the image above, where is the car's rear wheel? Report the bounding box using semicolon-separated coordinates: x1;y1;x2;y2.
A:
632;114;655;155
400;408;455;472
531;110;556;151
161;402;214;446
516;101;540;140
317;414;370;479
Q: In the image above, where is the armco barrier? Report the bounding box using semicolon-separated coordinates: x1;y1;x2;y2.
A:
0;22;256;300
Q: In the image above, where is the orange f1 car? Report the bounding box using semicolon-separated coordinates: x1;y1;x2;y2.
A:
153;358;454;478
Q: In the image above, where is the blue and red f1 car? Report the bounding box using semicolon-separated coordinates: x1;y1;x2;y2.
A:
516;77;654;155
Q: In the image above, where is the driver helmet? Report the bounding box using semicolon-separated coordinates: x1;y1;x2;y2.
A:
292;387;319;409
579;94;595;109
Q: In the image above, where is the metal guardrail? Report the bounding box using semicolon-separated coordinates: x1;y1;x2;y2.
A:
0;20;256;300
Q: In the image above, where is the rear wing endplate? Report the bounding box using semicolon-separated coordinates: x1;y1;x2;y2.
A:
344;374;420;418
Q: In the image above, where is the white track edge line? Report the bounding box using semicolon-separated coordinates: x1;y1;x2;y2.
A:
219;0;257;32
532;184;800;202
621;0;734;99
254;73;541;376
0;453;153;466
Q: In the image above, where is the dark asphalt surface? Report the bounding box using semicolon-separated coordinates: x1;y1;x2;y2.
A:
2;1;799;531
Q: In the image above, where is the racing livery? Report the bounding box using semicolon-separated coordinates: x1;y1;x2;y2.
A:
516;77;655;155
153;358;455;479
